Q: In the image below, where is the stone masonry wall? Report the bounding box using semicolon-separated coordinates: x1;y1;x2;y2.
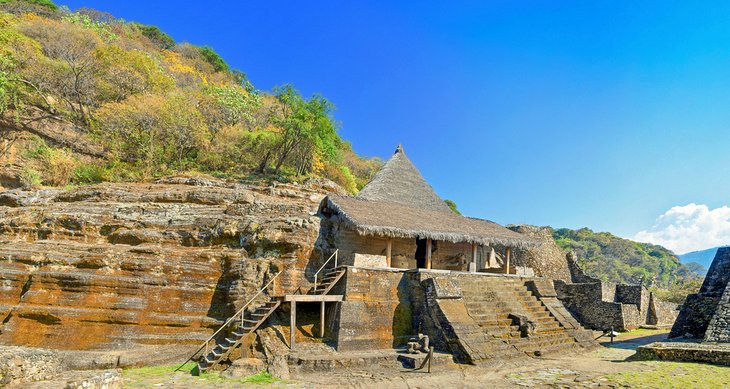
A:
554;280;628;331
704;285;730;343
330;267;412;351
671;247;730;339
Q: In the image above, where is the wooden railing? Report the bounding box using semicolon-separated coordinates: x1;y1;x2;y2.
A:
175;270;283;371
313;249;338;291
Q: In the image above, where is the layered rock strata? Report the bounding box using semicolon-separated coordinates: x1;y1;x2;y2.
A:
0;177;337;350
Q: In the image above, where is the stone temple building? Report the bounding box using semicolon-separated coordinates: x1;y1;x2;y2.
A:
197;145;598;373
318;144;534;273
635;247;730;365
670;247;730;341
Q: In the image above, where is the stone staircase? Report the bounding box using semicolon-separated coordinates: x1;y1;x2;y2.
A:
460;277;582;356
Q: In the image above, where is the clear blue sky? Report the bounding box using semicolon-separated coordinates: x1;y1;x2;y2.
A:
61;1;730;244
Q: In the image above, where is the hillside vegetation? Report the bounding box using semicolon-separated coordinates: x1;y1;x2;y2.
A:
552;227;702;303
0;0;381;191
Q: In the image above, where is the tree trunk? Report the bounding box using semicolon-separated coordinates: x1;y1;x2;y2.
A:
256;150;271;174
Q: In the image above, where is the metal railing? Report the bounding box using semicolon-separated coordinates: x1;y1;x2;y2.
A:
175;270;283;371
313;249;338;291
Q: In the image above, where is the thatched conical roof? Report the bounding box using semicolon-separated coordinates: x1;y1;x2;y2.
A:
356;145;452;213
321;145;537;249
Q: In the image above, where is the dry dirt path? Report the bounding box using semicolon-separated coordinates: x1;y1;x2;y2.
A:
118;329;730;388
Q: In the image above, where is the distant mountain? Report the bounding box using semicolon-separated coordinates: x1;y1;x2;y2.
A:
678;247;727;273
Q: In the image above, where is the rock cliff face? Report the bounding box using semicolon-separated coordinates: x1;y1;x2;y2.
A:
508;225;572;282
0;177;338;350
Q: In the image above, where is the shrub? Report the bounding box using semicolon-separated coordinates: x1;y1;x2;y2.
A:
19;166;41;188
0;0;58;11
197;45;228;73
42;146;75;185
134;23;174;49
72;163;107;184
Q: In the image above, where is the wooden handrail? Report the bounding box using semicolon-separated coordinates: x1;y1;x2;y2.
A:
175;270;283;371
314;250;338;291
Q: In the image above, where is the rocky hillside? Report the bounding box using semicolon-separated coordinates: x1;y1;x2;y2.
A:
0;1;380;193
0;176;336;351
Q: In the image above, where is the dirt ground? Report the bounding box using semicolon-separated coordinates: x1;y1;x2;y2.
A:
119;329;730;388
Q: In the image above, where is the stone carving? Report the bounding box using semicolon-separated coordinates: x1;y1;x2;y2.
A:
406;334;430;354
509;313;538;338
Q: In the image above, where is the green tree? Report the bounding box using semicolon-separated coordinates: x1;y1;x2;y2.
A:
267;85;339;175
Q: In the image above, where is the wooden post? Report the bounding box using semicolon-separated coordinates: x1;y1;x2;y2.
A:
426;238;432;269
290;301;296;350
320;301;325;338
470;243;477;272
505;247;511;274
386;238;392;267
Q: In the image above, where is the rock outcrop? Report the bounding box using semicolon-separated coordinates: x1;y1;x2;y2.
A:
508;225;571;282
0;177;337;350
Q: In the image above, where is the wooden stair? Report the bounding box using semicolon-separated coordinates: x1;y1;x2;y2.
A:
195;265;347;373
198;298;282;373
309;267;346;295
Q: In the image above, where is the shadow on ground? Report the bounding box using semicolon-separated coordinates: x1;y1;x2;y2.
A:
601;332;669;351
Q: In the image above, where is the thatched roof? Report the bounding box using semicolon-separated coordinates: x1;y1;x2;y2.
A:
324;195;537;248
321;145;537;249
357;145;452;213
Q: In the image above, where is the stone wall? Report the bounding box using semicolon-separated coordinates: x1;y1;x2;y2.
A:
647;293;680;326
554;280;627;331
329;267;412;351
0;346;61;386
554;253;678;331
704;285;730;343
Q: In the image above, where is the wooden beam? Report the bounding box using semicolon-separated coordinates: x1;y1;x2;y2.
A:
505;247;511;274
386;238;392;267
470;243;477;272
290;301;296;350
284;294;343;302
320;301;325;338
426;238;432;269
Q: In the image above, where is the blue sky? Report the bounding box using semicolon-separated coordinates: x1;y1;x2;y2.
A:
61;1;730;253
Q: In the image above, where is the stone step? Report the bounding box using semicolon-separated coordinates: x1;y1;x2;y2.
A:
474;318;515;327
516;340;581;355
510;332;573;344
514;337;575;351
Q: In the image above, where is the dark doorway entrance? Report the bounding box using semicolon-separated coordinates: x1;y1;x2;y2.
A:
415;238;427;268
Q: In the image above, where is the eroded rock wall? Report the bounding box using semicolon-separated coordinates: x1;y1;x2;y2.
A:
508;226;572;282
0;177;335;350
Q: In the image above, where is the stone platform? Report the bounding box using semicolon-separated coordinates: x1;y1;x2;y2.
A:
635;341;730;365
287;347;452;373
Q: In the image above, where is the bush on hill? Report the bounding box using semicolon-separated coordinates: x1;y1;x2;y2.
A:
0;3;380;192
